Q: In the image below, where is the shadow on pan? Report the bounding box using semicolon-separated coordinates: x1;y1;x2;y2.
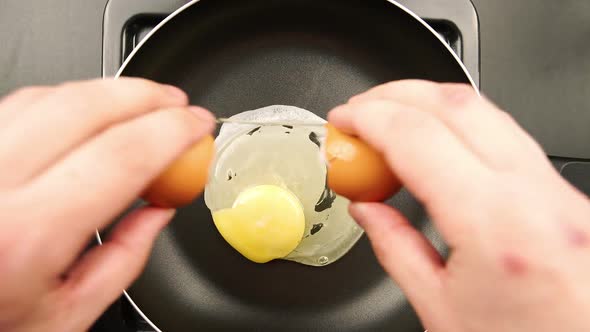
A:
111;0;473;330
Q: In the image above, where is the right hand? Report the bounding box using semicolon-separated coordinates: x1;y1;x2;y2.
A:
328;80;590;332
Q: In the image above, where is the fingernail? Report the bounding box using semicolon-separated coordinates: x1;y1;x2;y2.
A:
163;84;188;102
188;106;216;123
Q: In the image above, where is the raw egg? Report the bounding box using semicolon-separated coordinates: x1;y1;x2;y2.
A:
143;135;215;208
212;185;305;263
204;105;363;266
324;123;399;202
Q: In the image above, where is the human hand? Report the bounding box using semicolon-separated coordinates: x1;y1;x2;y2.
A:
328;80;590;332
0;79;215;332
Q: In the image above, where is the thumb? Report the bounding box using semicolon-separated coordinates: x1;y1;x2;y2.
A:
57;207;174;331
350;202;445;326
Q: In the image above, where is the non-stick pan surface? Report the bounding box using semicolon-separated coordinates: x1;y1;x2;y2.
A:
112;0;475;330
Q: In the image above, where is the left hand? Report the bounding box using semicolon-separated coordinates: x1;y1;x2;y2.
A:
0;78;215;332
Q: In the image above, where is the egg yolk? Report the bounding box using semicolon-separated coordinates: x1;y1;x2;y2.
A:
212;185;305;263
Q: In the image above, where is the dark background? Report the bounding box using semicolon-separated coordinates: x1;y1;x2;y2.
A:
0;0;589;159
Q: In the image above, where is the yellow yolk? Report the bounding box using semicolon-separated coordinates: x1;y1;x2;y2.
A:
212;185;305;263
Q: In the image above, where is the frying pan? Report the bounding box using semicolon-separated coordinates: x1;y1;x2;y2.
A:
99;0;477;330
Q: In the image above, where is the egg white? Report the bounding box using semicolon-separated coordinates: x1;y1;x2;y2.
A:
204;105;363;266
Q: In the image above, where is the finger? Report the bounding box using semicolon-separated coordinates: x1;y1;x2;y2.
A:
0;86;54;126
349;80;548;170
0;78;190;187
28;107;214;274
58;207;174;332
328;99;490;207
349;202;445;323
328;99;491;242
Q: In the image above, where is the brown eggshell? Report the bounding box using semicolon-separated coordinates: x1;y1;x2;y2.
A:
324;124;399;202
143;135;215;208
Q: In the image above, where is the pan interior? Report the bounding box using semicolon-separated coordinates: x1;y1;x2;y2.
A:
118;0;469;330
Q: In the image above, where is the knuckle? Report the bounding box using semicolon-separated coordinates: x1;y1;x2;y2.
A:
105;110;197;177
118;77;160;93
12;86;47;98
354;99;398;127
399;79;441;94
54;79;173;121
52;81;92;101
496;109;518;125
438;83;479;107
55;80;85;92
376;79;436;96
1;86;49;106
115;78;169;105
386;79;434;90
358;98;435;133
157;108;201;142
83;78;162;106
390;106;436;132
117;76;155;87
398;79;438;89
357;99;440;150
52;82;116;122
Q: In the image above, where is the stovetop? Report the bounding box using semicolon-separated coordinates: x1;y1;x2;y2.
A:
93;0;589;331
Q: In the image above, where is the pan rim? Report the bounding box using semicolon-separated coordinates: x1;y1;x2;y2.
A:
99;0;479;331
113;0;479;90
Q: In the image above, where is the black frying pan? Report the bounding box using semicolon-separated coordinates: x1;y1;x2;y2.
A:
103;0;476;330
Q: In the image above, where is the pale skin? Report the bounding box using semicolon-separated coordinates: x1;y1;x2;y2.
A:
0;79;588;332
